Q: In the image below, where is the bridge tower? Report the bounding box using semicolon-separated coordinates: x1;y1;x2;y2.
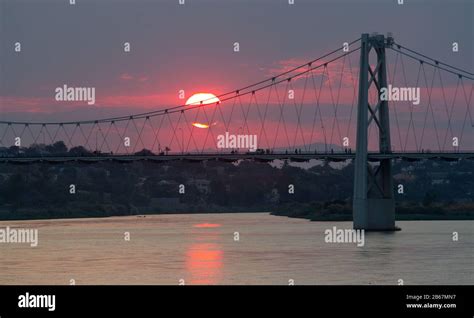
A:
353;33;397;231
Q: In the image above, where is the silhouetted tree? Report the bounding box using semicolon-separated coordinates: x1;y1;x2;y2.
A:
423;190;437;207
69;146;90;156
46;141;68;154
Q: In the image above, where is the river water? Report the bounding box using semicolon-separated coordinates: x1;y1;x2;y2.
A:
0;213;472;285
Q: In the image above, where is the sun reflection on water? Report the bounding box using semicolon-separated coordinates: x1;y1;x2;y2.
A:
186;224;223;284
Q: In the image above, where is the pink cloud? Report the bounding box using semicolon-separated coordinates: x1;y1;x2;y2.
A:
119;73;134;81
119;73;148;82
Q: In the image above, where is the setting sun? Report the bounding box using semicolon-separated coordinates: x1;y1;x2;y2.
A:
185;93;220;106
192;122;210;129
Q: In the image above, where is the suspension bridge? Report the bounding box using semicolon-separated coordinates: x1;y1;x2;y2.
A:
0;33;472;230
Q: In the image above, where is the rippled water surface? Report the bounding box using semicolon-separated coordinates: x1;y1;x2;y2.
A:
0;213;472;285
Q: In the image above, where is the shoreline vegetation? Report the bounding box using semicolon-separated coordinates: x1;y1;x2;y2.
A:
271;202;474;221
0;142;472;221
0;202;473;221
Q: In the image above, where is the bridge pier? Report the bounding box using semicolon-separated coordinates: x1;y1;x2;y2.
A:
353;33;398;231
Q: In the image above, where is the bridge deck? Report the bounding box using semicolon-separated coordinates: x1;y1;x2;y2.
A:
0;152;473;164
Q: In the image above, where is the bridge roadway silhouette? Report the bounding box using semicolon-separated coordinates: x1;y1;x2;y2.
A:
1;151;472;164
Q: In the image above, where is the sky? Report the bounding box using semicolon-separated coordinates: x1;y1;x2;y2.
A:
0;0;472;152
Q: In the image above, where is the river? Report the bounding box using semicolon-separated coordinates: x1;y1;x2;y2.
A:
0;213;472;285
